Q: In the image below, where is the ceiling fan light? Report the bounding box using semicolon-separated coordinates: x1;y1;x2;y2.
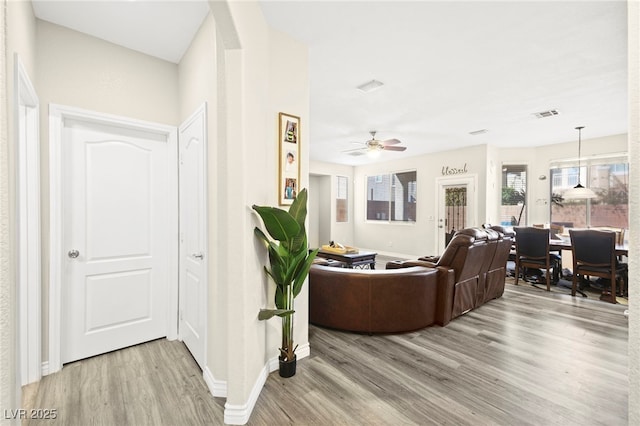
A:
367;148;381;158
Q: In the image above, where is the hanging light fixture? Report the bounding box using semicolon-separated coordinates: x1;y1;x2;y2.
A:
563;126;597;200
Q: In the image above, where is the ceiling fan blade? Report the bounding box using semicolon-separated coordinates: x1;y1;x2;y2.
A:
383;146;407;151
381;138;401;146
342;147;367;153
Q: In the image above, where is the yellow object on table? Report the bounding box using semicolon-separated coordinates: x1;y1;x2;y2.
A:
321;244;359;254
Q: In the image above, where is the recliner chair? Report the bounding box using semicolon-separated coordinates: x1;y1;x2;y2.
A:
387;227;490;325
483;226;514;303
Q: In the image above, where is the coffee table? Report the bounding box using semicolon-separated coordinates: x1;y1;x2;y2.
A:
316;250;377;269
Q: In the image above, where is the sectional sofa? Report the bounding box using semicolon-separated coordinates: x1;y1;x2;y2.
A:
309;226;513;333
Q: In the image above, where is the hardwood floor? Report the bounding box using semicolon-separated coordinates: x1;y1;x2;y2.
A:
22;339;226;425
23;284;628;425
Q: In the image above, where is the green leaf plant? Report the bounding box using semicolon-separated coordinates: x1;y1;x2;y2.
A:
253;188;318;363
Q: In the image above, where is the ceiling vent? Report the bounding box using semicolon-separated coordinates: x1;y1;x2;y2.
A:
356;79;384;93
469;129;488;135
533;109;560;119
348;151;366;156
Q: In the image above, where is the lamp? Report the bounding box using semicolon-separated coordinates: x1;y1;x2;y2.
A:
366;145;382;158
563;126;597;200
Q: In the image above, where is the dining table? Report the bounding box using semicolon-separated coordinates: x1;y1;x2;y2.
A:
549;238;629;256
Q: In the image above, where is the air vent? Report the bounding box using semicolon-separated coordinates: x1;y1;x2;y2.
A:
348;151;366;156
469;129;488;136
356;79;384;93
533;109;560;119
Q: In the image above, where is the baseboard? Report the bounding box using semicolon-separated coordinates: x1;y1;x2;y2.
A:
203;366;227;397
266;342;310;372
41;361;49;376
224;344;311;425
223;362;268;425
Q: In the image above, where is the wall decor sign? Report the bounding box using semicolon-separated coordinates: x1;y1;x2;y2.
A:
442;163;468;176
278;112;300;205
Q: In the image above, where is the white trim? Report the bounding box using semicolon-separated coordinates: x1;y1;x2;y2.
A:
48;107;62;373
41;361;49;377
166;126;179;342
48;104;178;373
15;54;41;386
224;345;311;424
224;362;269;425
203;366;227;398
178;102;208;366
267;342;310;372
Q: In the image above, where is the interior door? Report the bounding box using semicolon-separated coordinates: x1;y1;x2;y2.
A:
62;119;171;364
179;104;208;369
437;176;477;253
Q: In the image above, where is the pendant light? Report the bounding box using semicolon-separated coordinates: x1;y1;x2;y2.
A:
563;126;597;200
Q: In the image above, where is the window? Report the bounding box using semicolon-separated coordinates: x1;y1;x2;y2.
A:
336;176;348;222
550;157;628;229
500;165;527;226
366;171;417;222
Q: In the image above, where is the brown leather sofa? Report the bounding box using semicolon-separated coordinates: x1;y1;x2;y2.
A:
387;227;512;325
484;225;515;303
309;265;444;333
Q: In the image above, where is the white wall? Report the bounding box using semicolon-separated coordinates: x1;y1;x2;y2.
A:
308;175;322;248
317;176;331;245
496;133;628;225
34;20;180;366
213;2;309;422
353;144;488;257
310;160;355;246
485;144;500;225
350;135;628;257
1;1;637;424
2;0;38;418
177;12;228;389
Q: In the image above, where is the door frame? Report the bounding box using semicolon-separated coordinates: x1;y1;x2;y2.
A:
178;102;208;369
48;104;179;373
15;55;41;385
435;174;478;253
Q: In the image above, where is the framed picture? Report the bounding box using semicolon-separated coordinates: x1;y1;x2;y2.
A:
278;112;300;205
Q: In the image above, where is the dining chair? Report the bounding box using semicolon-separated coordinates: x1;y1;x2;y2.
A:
514;227;554;291
569;229;628;304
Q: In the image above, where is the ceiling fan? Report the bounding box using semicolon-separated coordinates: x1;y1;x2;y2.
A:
343;131;407;157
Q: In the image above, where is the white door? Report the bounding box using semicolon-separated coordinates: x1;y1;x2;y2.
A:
62;119;172;364
436;176;477;253
179;104;208;369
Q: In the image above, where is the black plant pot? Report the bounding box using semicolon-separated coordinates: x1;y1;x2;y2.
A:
278;354;297;378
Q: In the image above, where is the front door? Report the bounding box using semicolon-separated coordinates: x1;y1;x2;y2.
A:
436;176;477;253
62;118;173;364
178;104;208;369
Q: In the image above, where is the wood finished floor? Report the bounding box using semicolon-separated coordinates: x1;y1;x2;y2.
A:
23;283;628;425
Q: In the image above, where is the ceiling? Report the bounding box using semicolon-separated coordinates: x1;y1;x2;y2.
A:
31;1;628;166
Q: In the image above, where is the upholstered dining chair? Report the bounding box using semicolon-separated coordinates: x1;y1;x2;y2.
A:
569;229;628;304
514;227;554;291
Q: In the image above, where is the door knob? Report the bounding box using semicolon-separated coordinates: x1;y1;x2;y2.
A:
68;249;80;258
192;252;204;260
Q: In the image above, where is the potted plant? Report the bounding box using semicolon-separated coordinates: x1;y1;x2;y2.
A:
252;188;318;377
